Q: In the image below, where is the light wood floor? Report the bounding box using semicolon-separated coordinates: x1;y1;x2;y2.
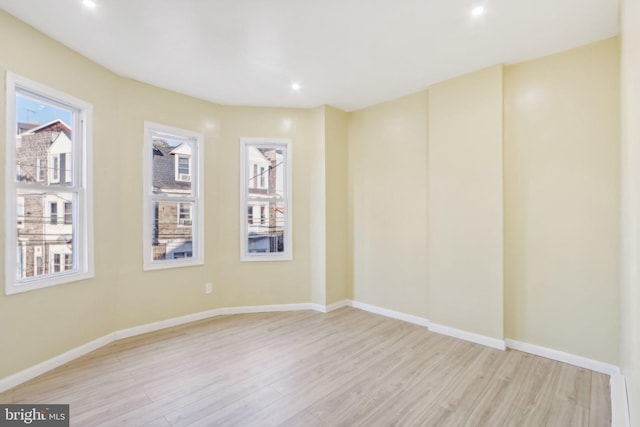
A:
0;308;611;426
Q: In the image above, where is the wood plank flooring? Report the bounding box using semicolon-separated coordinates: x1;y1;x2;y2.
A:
0;307;611;426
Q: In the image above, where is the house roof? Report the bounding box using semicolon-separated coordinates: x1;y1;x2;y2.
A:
152;144;191;192
20;119;71;138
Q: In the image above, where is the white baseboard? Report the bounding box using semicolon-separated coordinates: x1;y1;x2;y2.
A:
429;322;506;350
115;309;219;340
325;299;353;312
610;373;630;427
219;303;314;315
351;300;430;328
310;303;327;313
504;339;621;376
0;333;114;393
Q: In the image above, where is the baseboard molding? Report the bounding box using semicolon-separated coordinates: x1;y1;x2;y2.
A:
325;299;353;312
429;322;506;350
0;333;114;393
219;303;314;315
610;373;630;427
504;339;621;376
351;300;430;328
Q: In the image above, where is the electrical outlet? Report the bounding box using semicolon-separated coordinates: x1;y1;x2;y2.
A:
205;283;213;294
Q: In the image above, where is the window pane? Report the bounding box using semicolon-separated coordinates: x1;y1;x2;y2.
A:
247;146;285;198
15;93;73;185
152;201;193;261
152;135;192;196
16;190;74;280
247;200;285;254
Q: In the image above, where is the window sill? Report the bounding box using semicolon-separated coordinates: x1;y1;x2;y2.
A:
143;258;204;271
5;271;95;295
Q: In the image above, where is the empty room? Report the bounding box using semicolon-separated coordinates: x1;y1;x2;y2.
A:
0;0;639;426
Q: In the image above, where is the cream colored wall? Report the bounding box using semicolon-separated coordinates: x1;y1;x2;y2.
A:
114;79;221;329
621;0;640;421
211;105;315;309
504;38;620;363
348;91;429;318
428;65;504;339
116;94;318;329
325;106;351;304
310;106;327;306
0;11;120;377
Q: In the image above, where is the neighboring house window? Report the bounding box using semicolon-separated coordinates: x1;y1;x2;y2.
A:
175;155;191;182
50;202;58;225
178;202;192;226
5;73;94;295
51;155;59;182
52;253;61;273
253;164;258;188
143;122;204;270
64;202;72;224
36;159;46;182
240;138;292;261
64;254;72;271
260;167;266;188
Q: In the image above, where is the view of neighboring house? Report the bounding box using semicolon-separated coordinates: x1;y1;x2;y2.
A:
246;146;284;253
152;140;193;260
15;119;73;279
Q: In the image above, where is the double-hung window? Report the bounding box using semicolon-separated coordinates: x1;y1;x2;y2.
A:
143;122;203;270
5;73;93;294
240;138;292;261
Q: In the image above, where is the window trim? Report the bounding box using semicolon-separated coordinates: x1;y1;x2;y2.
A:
4;72;94;295
239;138;292;262
142;121;204;271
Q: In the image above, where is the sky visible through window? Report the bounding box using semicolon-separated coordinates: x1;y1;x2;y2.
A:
17;94;72;125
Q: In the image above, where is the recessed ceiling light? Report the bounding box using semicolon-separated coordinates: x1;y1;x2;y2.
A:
290;82;301;92
471;6;485;17
83;0;97;9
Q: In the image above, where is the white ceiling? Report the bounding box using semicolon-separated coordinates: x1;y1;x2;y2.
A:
0;0;619;111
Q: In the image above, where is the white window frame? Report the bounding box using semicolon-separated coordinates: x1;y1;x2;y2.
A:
4;72;94;295
240;138;292;262
143;121;204;270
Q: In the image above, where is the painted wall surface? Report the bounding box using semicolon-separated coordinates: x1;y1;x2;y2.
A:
349;91;429;319
0;11;120;377
310;106;327;306
621;0;640;421
212;105;315;309
504;38;620;364
114;79;221;329
325;106;351;304
428;65;504;339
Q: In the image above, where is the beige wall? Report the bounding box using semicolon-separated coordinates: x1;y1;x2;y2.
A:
310;106;327;306
325;106;351;304
0;11;121;377
211;105;316;310
621;0;640;421
114;79;220;329
428;65;504;339
504;38;620;364
348;91;429;318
